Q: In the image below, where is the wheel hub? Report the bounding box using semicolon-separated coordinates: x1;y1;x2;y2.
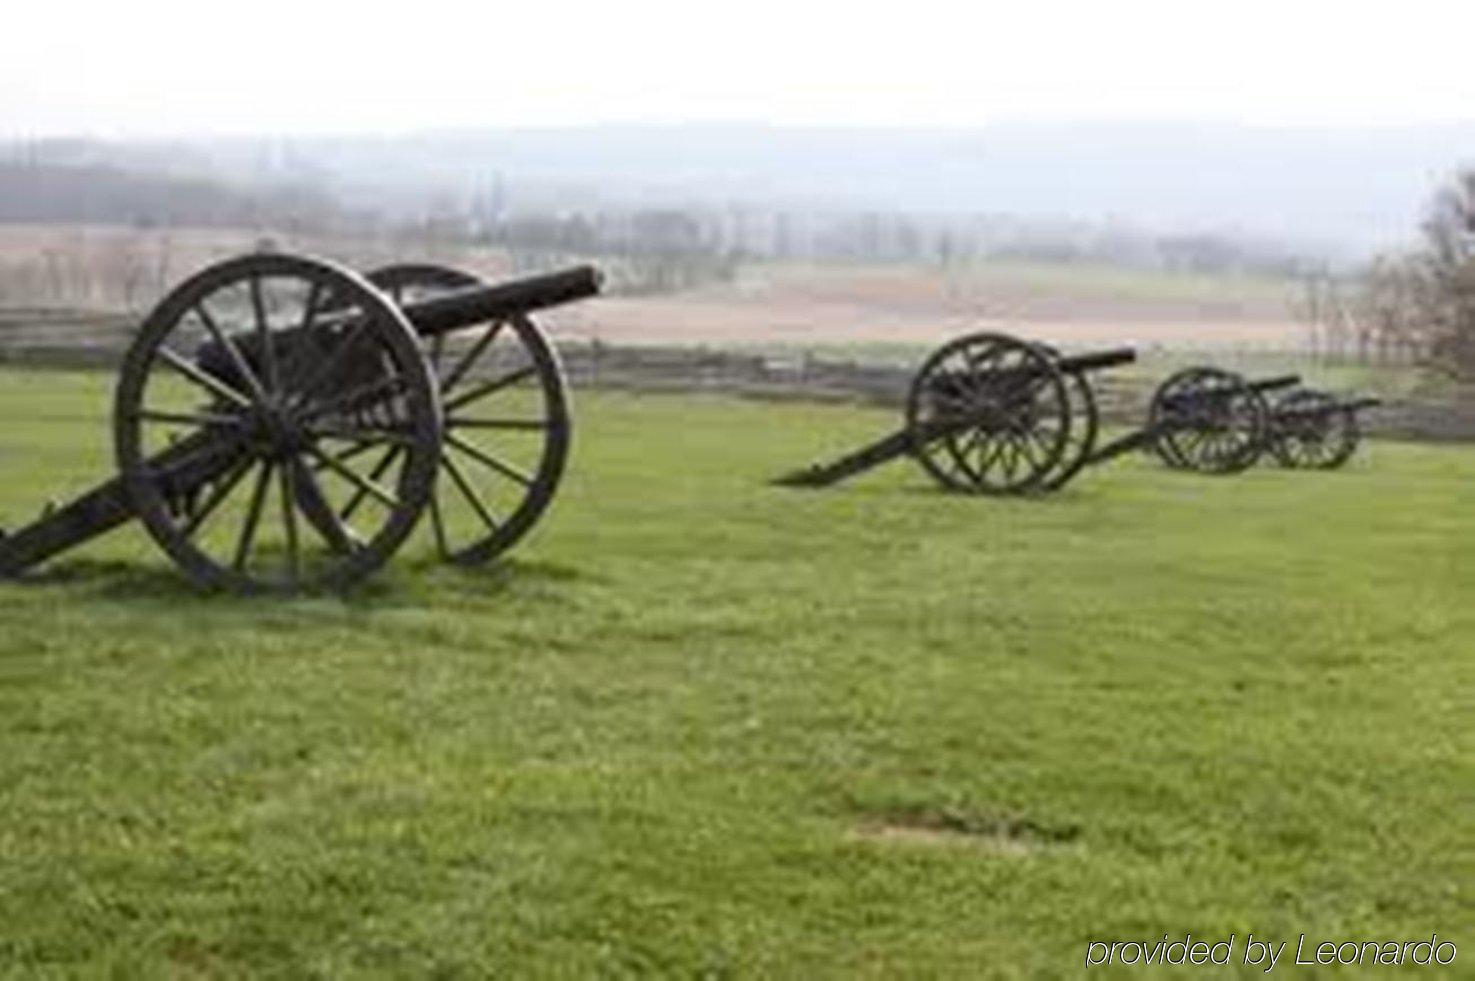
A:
243;400;304;459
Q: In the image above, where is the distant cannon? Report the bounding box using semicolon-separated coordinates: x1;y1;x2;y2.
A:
772;331;1375;495
1263;388;1382;469
1144;369;1299;474
0;253;600;592
773;332;1137;494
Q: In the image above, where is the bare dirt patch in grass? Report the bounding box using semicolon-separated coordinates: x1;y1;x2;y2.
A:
849;808;1081;855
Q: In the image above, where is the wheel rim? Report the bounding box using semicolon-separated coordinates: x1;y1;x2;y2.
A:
1033;344;1099;491
906;333;1071;495
367;263;572;565
115;253;441;593
1148;367;1266;474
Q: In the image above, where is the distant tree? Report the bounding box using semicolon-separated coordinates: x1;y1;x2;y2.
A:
1413;169;1475;375
1297;169;1475;373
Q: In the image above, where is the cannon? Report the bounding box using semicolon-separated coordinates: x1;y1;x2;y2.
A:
1263;388;1381;469
772;332;1304;494
1144;369;1298;474
0;252;600;592
1030;358;1294;486
774;332;1134;494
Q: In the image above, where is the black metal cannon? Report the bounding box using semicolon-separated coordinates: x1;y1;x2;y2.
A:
1141;369;1298;474
773;332;1136;494
0;252;601;592
772;332;1329;495
1262;388;1381;469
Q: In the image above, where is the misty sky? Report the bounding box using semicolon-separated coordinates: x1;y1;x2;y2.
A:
3;1;1473;137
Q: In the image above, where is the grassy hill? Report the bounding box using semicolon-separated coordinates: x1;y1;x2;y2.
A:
0;372;1470;975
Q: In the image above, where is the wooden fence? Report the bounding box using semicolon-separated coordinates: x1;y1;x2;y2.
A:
0;317;1470;442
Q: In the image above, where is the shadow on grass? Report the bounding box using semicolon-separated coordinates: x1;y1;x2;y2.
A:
14;554;591;610
889;484;1097;505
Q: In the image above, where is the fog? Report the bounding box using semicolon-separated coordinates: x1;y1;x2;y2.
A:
2;1;1473;257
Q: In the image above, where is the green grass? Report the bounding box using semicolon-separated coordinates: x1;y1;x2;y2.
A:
0;370;1472;977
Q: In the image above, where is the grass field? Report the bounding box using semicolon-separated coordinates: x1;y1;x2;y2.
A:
0;370;1471;976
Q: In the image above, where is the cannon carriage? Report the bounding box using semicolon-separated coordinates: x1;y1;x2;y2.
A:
0;253;600;592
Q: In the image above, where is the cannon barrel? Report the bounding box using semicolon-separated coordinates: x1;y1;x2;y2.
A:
924;345;1136;395
1249;373;1302;393
195;265;603;392
1056;347;1136;375
399;265;602;337
1277;395;1383;418
1160;371;1299;410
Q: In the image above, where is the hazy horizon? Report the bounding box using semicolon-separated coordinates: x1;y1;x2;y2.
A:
4;0;1475;261
13;120;1466;260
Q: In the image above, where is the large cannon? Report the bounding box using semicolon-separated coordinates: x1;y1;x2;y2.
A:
772;331;1375;495
0;252;601;592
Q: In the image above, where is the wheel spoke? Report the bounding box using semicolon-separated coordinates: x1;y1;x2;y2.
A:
444;365;538;412
180;452;256;539
441;453;500;533
440;322;505;393
234;461;274;570
131;407;243;429
250;273;281;393
448;417;551;431
427;488;450;559
306;443;403;510
278;281;325;393
1014;428;1043;470
975;433;1007;477
194;302;266;404
340;445;403;522
310;438;379;470
445;432;533;486
292;456;361;553
157;346;253;409
278;461;301;586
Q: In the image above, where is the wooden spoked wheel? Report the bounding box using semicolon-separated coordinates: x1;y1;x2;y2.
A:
114;253;442;593
906;332;1071;495
366;263;572;565
1267;388;1360;469
1032;343;1099;492
1148;367;1267;474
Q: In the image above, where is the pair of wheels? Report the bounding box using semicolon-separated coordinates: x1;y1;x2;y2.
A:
904;332;1098;495
115;253;570;593
1264;389;1362;469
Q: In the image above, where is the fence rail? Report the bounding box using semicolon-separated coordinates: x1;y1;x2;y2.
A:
0;318;1470;442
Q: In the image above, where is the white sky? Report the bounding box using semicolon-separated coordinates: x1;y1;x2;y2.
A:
2;0;1473;137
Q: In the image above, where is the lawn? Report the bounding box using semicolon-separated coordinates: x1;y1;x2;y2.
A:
0;370;1471;976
